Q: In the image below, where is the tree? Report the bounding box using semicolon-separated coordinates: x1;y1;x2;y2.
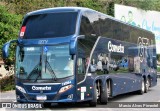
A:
0;5;22;63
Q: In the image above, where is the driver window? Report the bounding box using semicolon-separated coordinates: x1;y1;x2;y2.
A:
77;57;86;83
77;40;87;82
77;58;85;74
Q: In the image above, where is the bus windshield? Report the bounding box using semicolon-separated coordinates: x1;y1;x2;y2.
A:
22;12;78;39
16;44;74;80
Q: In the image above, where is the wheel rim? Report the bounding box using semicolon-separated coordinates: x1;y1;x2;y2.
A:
148;78;150;87
96;89;99;99
107;84;110;98
142;79;145;92
146;79;149;91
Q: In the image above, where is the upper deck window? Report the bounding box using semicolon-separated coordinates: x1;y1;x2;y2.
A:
22;12;78;39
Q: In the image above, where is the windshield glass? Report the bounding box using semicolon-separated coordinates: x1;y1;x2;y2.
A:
22;12;78;39
16;44;74;80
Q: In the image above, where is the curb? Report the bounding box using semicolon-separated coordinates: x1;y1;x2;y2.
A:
0;90;15;93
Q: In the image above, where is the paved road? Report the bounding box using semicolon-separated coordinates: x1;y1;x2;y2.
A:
1;79;160;111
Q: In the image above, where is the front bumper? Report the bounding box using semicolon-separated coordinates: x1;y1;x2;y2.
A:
16;88;76;103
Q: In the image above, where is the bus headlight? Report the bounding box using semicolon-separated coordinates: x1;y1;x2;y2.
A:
16;85;26;94
59;84;73;93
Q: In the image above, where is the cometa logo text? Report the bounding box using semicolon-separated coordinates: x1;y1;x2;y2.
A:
32;86;51;90
108;41;124;53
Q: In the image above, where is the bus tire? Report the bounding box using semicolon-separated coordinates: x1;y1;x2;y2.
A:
145;77;149;93
139;77;145;94
100;83;108;104
89;84;97;107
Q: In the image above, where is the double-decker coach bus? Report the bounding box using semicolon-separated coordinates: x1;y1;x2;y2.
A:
2;7;157;107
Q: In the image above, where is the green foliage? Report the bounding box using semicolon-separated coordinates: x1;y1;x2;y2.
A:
76;0;104;12
157;54;160;61
157;67;160;72
3;0;160;16
4;0;108;15
0;5;22;62
0;75;15;91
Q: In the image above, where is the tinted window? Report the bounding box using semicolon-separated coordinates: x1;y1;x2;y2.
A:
99;15;113;38
121;24;130;42
76;37;97;82
22;12;78;39
112;21;122;40
85;11;100;36
80;15;95;36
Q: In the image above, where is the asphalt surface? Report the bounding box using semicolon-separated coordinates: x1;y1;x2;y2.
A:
0;79;160;111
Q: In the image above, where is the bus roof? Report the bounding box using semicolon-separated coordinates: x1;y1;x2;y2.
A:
26;7;90;16
25;7;154;36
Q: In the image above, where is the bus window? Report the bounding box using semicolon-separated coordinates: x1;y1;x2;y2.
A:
80;14;96;36
112;21;122;40
76;33;97;83
99;15;113;38
77;58;85;74
22;12;78;39
85;11;100;36
76;41;86;82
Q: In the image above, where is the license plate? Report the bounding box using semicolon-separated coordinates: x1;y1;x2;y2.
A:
36;95;47;101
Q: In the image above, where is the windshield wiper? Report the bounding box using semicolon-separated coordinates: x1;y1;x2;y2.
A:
27;63;41;80
27;54;41;81
45;53;57;81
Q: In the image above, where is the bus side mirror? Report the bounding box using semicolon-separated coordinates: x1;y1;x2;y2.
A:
69;35;85;56
2;40;17;59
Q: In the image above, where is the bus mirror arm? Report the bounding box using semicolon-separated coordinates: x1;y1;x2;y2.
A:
2;39;17;59
69;35;85;56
